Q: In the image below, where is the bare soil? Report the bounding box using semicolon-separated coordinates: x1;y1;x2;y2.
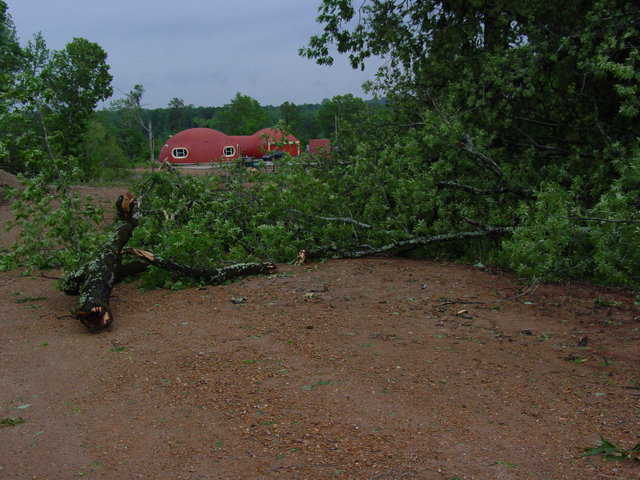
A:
1;182;639;480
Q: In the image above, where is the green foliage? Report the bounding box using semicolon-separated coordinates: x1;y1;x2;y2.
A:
0;2;113;176
167;97;188;133
316;94;372;155
208;92;270;135
501;184;590;282
295;0;640;287
108;84;155;165
582;436;640;462
279;101;300;133
122;166;365;286
44;37;113;156
0;0;20;102
0;152;105;272
3;0;640;295
80;118;131;181
0;416;26;427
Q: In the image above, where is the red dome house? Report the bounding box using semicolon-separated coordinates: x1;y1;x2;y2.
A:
159;127;301;166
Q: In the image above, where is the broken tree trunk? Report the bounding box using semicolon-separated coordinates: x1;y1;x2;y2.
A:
124;247;276;284
72;193;140;332
61;260;148;296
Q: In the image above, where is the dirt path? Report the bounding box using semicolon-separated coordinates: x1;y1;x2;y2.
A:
1;257;638;480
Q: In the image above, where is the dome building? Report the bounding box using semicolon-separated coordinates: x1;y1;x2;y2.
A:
159;127;301;165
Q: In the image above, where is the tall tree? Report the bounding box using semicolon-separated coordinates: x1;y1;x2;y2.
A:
301;0;640;192
0;1;21;171
13;33;56;161
300;1;640;284
279;101;301;131
112;84;155;164
44;37;112;156
0;0;20;100
210;93;270;135
167;97;187;133
2;32;113;173
317;94;369;153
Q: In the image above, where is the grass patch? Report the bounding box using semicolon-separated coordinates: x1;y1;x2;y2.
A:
15;296;47;304
302;380;332;391
1;416;26;427
582;436;640;461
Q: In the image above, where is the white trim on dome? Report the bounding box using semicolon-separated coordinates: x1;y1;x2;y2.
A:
172;147;189;159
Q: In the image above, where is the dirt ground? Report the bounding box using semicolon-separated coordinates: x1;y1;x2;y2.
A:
1;180;639;480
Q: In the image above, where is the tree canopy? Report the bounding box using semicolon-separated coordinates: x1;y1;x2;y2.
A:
209;92;271;135
0;1;20;101
44;37;113;155
0;14;113;173
298;0;640;285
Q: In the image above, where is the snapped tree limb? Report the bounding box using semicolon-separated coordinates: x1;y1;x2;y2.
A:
124;247;276;284
71;193;140;332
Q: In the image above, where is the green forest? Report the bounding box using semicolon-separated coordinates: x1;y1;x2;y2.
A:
2;0;640;316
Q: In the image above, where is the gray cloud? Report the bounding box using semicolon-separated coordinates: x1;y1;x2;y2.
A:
8;0;382;108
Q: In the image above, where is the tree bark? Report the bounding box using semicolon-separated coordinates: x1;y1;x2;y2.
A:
72;193;139;332
61;260;148;295
124;247;276;284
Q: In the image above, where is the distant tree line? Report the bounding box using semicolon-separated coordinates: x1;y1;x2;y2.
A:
94;90;386;165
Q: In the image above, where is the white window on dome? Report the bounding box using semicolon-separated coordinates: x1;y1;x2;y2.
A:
223;146;236;157
172;147;188;159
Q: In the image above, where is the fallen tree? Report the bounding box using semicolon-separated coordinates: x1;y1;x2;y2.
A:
63;189;277;333
47;136;639;334
62;170;515;333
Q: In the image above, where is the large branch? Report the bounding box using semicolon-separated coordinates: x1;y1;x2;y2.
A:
61;179;159;295
124;247;276;284
72;193;140;332
305;226;512;260
61;260;148;296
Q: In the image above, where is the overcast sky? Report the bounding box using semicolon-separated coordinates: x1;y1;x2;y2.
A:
7;0;381;108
